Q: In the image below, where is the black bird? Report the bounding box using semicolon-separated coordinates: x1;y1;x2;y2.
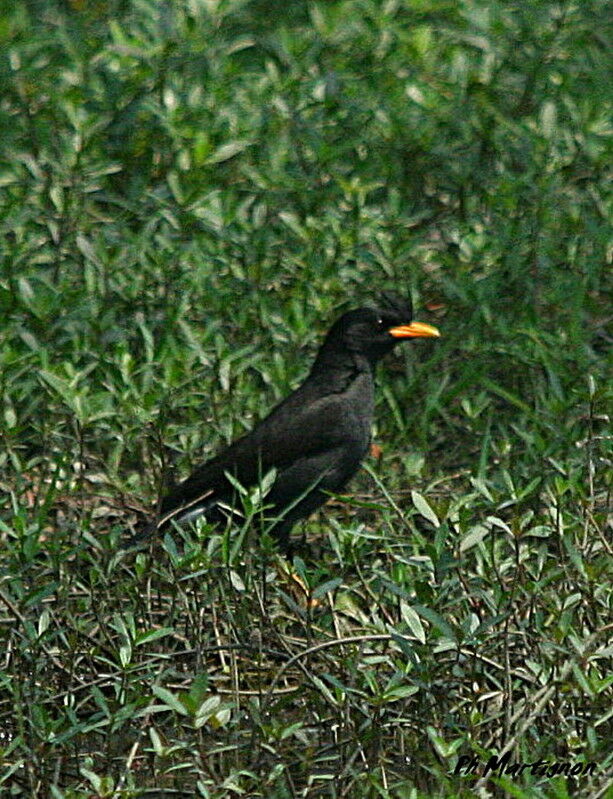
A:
142;294;439;550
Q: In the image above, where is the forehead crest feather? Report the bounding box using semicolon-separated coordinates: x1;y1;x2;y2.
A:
373;292;413;321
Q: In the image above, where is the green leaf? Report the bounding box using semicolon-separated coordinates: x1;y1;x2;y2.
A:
312;577;342;599
412;605;456;642
39;370;74;403
400;602;426;644
460;524;490;552
411;491;439;527
563;534;587;579
151;686;189;716
206;140;252;164
134;627;175;647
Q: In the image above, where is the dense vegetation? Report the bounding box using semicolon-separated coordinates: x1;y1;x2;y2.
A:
0;0;610;796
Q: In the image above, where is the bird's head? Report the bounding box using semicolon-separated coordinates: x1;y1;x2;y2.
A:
316;293;440;368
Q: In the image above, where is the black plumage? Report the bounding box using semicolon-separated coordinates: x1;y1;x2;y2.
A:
140;294;439;550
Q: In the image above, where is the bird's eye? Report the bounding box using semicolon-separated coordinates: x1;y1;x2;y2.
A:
377;316;385;329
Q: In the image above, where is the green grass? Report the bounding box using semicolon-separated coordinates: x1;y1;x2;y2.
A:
0;0;611;797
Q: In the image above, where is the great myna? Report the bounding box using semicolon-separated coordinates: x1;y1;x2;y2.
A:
138;293;439;550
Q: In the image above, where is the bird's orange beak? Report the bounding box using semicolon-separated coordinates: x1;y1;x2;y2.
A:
388;321;440;339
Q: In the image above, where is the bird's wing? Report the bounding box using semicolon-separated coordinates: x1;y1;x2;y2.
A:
228;380;367;474
157;382;366;526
